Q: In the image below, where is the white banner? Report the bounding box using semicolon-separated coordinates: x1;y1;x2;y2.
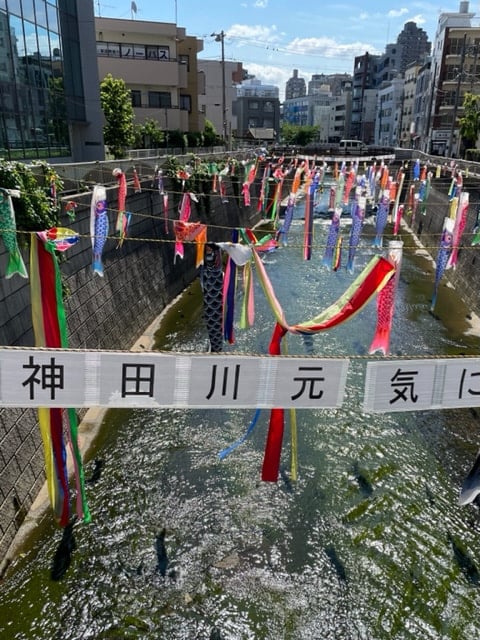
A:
364;358;480;412
3;350;480;412
0;349;348;409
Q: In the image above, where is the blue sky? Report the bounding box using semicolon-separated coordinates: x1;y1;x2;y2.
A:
96;0;476;98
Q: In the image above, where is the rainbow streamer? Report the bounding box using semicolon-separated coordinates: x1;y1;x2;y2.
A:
30;233;90;526
252;250;395;482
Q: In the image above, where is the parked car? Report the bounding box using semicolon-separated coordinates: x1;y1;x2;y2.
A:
339;139;368;155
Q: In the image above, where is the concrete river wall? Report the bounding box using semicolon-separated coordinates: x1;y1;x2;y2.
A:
1;152;480;568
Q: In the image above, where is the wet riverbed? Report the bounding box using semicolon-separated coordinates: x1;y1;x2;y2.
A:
1;214;480;639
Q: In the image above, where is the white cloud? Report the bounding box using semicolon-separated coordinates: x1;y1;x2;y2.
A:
226;23;280;45
410;13;426;25
243;62;291;99
285;36;381;59
387;8;409;18
253;0;268;7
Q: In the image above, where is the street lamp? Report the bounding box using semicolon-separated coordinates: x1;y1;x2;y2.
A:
211;30;227;145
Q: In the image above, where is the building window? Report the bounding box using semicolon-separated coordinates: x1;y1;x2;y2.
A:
131;90;141;107
248;100;259;110
141;45;169;59
97;42;120;57
148;91;171;108
180;94;191;112
179;54;189;70
146;45;170;60
120;44;147;58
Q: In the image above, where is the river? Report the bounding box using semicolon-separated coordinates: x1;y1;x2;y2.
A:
1;205;480;640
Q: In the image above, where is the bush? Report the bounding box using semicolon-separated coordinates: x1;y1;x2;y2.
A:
465;148;480;162
0;160;64;244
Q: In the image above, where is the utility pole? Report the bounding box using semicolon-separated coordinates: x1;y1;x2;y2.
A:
211;31;227;145
448;32;467;158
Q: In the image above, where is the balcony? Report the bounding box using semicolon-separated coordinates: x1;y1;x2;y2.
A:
98;57;182;86
133;105;188;131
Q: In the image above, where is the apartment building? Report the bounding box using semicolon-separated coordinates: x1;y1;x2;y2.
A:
399;63;420;147
428;1;478;156
198;59;244;141
234;79;280;144
285;69;306;100
95;17;204;136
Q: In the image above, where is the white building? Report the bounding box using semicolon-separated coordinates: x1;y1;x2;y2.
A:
375;78;404;146
198;60;244;140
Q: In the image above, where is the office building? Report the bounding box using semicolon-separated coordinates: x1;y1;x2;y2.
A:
0;0;104;161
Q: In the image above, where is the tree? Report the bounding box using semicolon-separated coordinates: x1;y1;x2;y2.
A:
186;131;203;147
100;74;135;159
203;119;218;147
280;123;319;146
167;129;188;150
459;92;480;157
140;118;164;148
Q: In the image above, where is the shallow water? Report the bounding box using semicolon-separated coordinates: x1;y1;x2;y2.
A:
2;213;480;640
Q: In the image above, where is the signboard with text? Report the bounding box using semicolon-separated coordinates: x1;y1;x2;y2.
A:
1;349;479;413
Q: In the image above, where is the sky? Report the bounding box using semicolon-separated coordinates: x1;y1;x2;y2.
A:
95;0;479;99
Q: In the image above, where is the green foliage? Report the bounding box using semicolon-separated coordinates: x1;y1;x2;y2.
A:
100;74;135;159
133;124;143;149
133;119;165;149
459;93;480;154
168;129;188;149
203;120;218;147
0;160;64;242
280;123;320;146
465;148;480;161
186;131;204;148
141;118;165;148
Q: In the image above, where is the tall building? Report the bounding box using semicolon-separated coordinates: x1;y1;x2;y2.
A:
412;58;434;150
0;1;104;161
95;17;204;136
396;22;431;73
285;69;306;100
350;51;379;142
399;63;421;147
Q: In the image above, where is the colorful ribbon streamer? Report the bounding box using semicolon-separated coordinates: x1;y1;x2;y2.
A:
30;232;90;525
251;250;395;481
